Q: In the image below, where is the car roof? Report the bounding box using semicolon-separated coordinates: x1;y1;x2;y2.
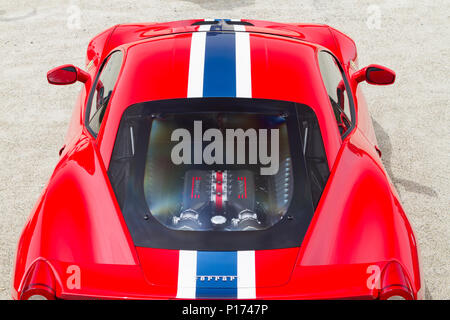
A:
98;26;343;169
113;29;330;114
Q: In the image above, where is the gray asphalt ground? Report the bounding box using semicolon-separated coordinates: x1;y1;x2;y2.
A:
0;0;448;299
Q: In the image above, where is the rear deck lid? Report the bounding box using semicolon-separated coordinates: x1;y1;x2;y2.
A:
136;247;300;298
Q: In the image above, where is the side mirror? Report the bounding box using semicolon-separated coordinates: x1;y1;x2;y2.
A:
352;64;395;85
47;64;90;85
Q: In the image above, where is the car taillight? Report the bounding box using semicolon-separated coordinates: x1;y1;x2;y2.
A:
20;260;56;300
379;261;414;300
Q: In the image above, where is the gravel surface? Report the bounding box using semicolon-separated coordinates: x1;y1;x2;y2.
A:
0;0;448;299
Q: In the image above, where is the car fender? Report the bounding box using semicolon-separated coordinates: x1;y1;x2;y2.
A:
12;135;138;297
298;129;422;294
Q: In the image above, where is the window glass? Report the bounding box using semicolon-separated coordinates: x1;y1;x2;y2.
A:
88;51;123;134
107;98;323;250
318;51;352;136
143;112;293;231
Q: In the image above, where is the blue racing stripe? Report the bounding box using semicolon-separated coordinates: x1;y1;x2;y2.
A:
196;251;237;298
203;32;236;97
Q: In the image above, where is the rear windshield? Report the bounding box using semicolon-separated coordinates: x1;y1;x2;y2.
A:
108;98;328;250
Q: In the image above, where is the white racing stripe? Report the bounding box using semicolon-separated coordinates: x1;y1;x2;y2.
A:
182;19;255;299
188;18;251;98
237;251;256;299
176;250;197;298
187;31;207;97
198;18;214;31
235;31;252;98
231;18;246;32
230;18;246;32
176;249;256;298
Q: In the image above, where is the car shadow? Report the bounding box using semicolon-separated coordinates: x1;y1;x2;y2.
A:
373;119;437;198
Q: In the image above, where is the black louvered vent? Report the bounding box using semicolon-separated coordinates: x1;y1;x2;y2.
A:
226;21;253;26
191;20;219;26
191;20;254;26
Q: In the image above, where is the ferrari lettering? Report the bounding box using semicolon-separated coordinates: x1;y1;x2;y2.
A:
197;275;238;282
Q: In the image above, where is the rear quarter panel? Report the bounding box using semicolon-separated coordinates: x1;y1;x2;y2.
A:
13;135;138;298
297;129;422;295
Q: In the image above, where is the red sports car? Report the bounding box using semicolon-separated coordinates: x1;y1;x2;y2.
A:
12;19;423;300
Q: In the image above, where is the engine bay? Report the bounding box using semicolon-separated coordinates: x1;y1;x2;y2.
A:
171;157;293;231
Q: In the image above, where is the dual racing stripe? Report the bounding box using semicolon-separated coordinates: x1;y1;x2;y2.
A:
177;19;255;299
187;19;251;98
176;250;256;299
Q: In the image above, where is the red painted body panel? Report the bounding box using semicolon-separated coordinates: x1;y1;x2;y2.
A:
12;19;422;300
249;33;341;166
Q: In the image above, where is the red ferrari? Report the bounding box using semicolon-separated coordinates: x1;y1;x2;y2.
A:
12;19;423;300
